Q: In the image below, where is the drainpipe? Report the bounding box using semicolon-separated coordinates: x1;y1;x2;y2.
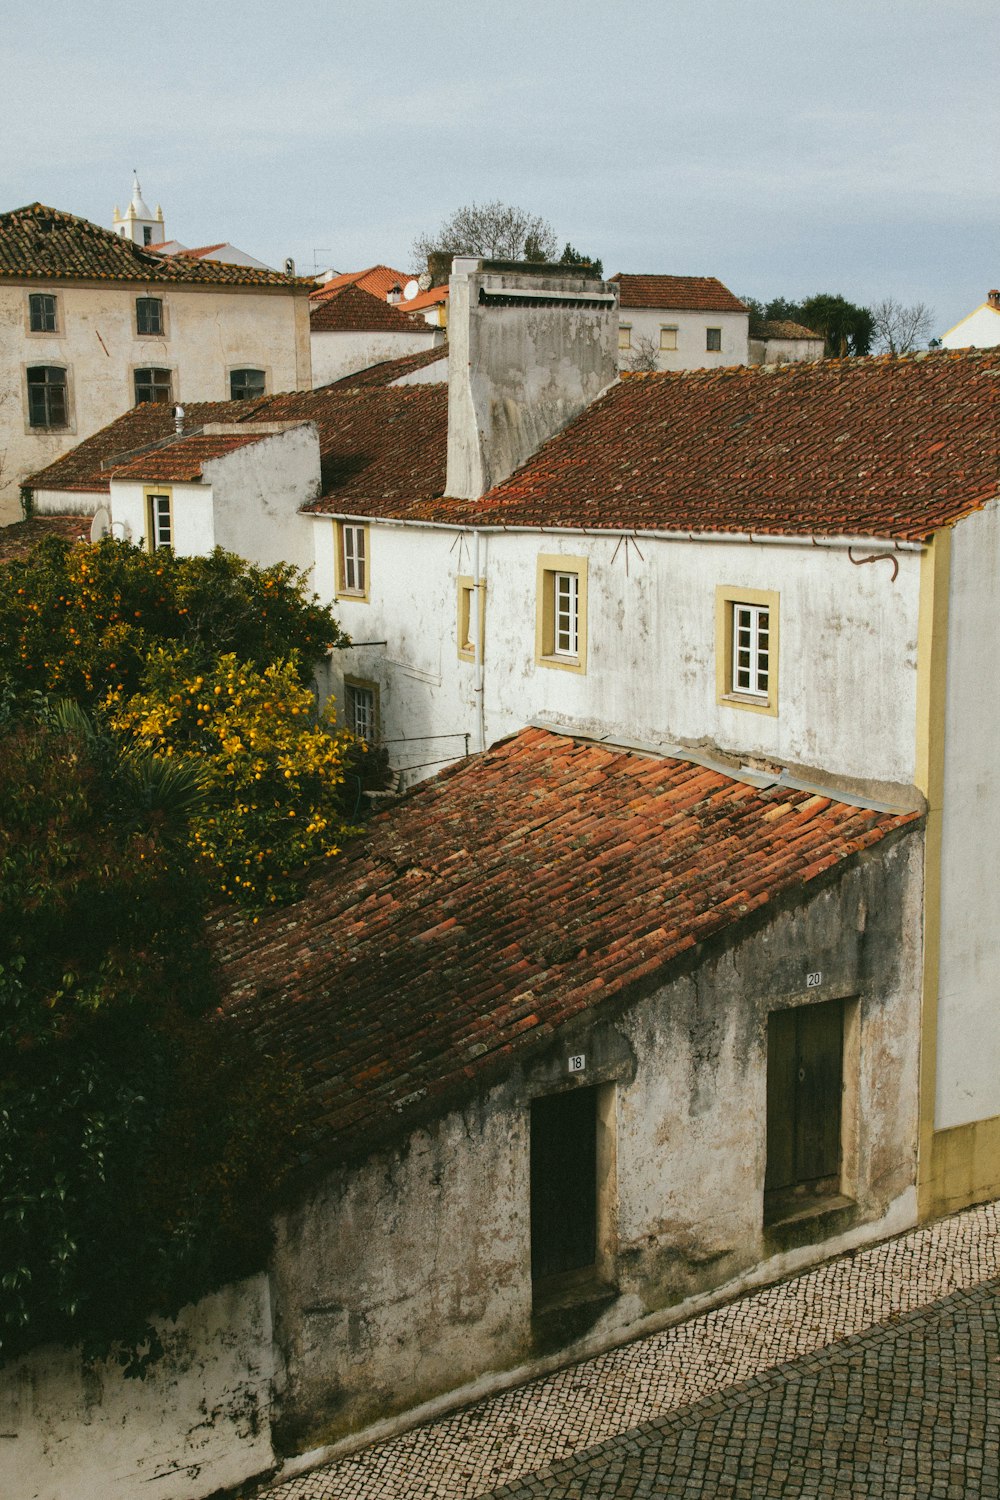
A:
473;529;486;753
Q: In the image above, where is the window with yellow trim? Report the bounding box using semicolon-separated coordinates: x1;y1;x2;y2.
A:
457;575;485;661
536;555;588;673
715;585;779;715
336;521;369;599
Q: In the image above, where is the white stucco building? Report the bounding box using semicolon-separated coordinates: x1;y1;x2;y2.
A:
309;282;443;388
0;197;313;523
612;272;749;370
940;288;1000;349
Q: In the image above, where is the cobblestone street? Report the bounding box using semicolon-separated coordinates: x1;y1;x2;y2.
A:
262;1201;1000;1500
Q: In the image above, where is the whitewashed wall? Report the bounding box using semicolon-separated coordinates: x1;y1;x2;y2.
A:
2;1276;275;1500
941;304;1000;349
317;520;921;792
311;328;443;388
936;499;1000;1128
618;307;749;370
110;425;320;576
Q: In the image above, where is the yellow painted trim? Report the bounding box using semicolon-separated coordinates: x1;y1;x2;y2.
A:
914;532;951;1219
535;553;588;674
923;1115;1000;1219
715;584;779;717
457;574;486;662
143;484;173;553
940;302;1000;342
335;520;370;602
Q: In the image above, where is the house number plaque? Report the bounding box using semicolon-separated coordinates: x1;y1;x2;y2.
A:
567;1054;586;1073
806;971;822;988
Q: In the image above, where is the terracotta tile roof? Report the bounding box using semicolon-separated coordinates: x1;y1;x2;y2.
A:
612;273;748;314
107;430;278;483
0;203;312;289
26;384;448;512
0;515;89;562
311;265;409;302
407;349;1000;543
215;726;917;1164
397;284;449;313
177;242;228;258
759;319;823;341
310;282;431;334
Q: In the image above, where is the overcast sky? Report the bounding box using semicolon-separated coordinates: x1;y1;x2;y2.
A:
2;0;995;334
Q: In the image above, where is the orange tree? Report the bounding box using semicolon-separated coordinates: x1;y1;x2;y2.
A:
0;535;343;705
0;699;301;1366
108;648;360;907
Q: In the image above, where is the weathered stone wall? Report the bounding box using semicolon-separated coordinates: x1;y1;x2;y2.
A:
269;830;922;1457
2;1275;276;1500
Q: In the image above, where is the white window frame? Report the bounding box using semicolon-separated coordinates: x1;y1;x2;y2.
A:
553;571;579;658
536;554;587;674
337;522;368;598
732;603;770;697
344;679;378;743
146;490;172;552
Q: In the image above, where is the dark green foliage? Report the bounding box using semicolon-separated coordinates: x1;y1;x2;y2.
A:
557;243;604;278
0;706;300;1365
0;536;343;707
742;292;874;355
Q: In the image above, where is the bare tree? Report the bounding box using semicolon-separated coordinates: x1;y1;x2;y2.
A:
621;333;660;372
412;201;558;265
870;298;936;356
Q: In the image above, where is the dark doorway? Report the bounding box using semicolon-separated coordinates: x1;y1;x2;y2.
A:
765;999;844;1221
530;1088;597;1284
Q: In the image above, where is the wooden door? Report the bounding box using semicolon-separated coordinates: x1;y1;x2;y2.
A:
765;999;843;1197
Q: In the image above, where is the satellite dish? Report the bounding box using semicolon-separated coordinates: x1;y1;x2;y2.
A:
417;271;432;292
89;505;111;543
403;278;419;301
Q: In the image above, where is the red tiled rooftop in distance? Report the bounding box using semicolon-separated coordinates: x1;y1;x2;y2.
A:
612;273;747;314
310;282;431;334
0;203;313;288
0;516;89;562
215;727;918;1165
411;349;1000;542
758;319;823;341
311;265;409;302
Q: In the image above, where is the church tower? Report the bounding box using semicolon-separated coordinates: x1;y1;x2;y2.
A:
113;173;165;247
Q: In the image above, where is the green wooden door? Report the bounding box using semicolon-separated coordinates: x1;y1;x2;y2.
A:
765;999;843;1197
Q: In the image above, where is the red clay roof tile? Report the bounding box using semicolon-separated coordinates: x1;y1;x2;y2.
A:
216;727;917;1164
612;273;747;313
310;282;432;334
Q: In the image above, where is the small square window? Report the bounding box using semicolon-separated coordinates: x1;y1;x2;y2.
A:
706;327;722;352
134;367;172;404
659;326;677;351
337;522;368;598
136;297;164;336
344;679;379;743
230;368;266;401
29;293;57;333
146;491;172;552
26;365;68;428
618;325;632;351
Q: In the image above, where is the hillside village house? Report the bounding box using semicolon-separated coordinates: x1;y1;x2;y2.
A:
0;196;313;524
612;272;749;369
309;281;444;387
941;287;1000;349
12;260;1000;1497
748;317;825;365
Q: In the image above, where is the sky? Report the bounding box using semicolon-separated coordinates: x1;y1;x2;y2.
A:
1;0;996;335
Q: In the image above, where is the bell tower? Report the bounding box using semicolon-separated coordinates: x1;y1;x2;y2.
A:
113;172;165;247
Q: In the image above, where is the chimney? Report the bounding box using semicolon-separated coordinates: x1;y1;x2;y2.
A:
445;257;618;501
988;290;1000;309
173;404;185;435
386;283;402;305
427;250;452;289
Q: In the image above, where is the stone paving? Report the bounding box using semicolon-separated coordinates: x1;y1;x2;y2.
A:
261;1200;1000;1500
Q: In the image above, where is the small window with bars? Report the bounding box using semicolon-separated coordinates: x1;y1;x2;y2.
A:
146;492;172;551
732;603;770;697
26;365;68;427
136;297;164;336
29;293;58;333
134;367;172;404
338;523;368;597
